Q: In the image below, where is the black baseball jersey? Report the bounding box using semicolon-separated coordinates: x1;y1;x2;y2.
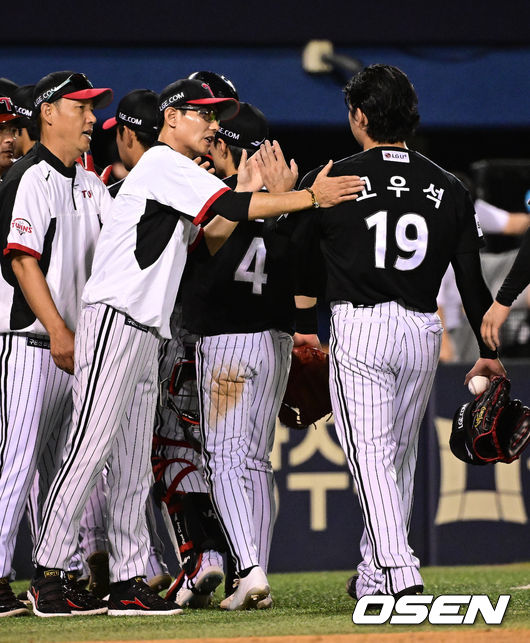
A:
294;146;483;312
182;176;295;336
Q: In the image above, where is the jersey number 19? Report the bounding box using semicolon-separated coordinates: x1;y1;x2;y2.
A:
365;210;428;271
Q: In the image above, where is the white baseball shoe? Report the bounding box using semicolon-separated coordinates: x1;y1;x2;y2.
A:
176;565;224;609
257;593;273;609
219;566;270;611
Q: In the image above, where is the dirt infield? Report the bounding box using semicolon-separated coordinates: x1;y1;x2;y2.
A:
85;631;527;643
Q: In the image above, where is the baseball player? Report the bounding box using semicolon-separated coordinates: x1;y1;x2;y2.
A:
74;88;172;599
0;70;114;617
0;89;18;179
12;85;39;159
182;103;302;610
292;64;506;599
32;77;363;616
152;71;240;609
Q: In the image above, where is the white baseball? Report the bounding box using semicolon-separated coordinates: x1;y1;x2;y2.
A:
468;375;490;396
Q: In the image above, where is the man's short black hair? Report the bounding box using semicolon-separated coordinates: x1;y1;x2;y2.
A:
213;133;256;168
343;64;420;143
118;123;157;150
226;143;256;168
22;120;40;142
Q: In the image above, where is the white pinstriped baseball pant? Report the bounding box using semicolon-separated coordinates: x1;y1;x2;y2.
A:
196;329;292;573
329;301;442;597
0;333;72;579
34;303;160;583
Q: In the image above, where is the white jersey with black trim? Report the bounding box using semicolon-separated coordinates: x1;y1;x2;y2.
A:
0;143;113;335
82;143;230;339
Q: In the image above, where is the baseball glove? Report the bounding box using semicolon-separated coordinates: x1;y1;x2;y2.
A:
279;345;332;429
450;376;530;465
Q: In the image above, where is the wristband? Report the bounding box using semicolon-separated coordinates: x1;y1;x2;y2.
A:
305;187;320;209
295;305;318;335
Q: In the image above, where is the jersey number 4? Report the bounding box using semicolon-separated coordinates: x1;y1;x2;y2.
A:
365;210;428;271
234;237;268;294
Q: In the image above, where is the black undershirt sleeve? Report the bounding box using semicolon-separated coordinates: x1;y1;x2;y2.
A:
210;190;253;221
496;227;530;306
452;251;497;359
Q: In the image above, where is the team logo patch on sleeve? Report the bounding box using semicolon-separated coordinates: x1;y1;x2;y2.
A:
382;150;410;163
12;218;33;235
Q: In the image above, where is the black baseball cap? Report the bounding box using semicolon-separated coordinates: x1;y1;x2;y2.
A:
34;71;113;110
102;89;159;133
13;85;35;126
0;96;19;124
216;102;268;150
188;71;239;100
0;78;19;99
158;79;239;122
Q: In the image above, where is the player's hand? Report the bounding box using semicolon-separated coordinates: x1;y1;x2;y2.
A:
464;357;506;386
293;332;322;349
310;161;365;208
235;150;264;192
481;300;511;351
49;325;75;375
256;140;298;193
193;156;216;174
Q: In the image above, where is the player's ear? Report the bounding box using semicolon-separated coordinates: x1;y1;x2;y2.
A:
164;107;178;128
218;139;229;159
357;108;368;130
125;127;135;148
40;102;54;126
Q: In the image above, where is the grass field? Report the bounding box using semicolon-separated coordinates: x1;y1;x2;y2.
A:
1;563;529;642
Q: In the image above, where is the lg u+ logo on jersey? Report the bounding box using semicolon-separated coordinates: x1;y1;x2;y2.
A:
352;594;510;625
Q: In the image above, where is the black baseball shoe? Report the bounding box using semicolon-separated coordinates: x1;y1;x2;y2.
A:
346;574;423;600
346;574;359;600
64;572;108;615
394;584;424;598
28;570;73;617
108;577;183;616
0;577;30;617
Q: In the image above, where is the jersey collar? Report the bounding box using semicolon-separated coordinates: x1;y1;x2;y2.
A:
36;142;77;179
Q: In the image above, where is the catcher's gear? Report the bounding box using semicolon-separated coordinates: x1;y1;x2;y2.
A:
279;345;332;429
450;376;530;465
167;352;201;452
153;480;227;579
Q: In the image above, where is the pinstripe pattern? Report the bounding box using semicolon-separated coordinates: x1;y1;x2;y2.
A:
34;303;160;583
145;493;170;580
78;469;109;558
329;301;441;597
0;333;72;578
197;329;292;572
